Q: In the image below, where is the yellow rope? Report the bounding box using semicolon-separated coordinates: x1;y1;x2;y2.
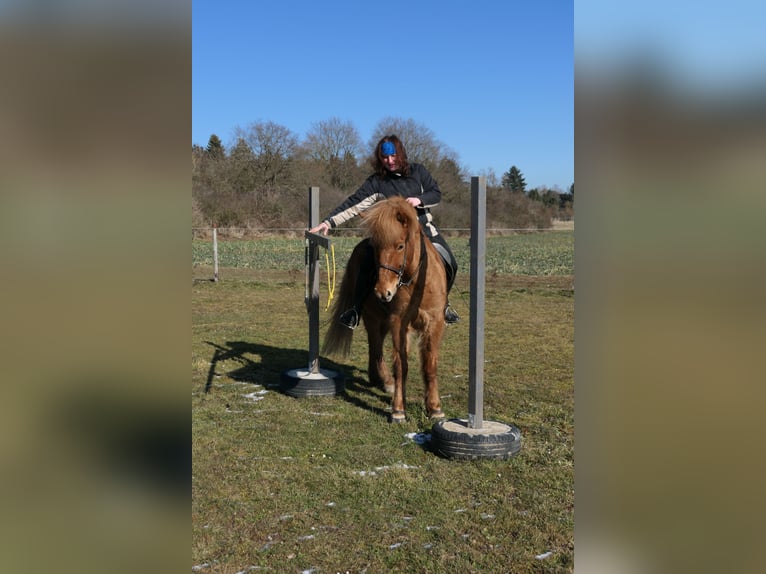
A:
324;243;336;311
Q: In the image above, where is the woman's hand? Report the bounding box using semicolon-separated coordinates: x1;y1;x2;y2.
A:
310;221;330;235
406;197;422;207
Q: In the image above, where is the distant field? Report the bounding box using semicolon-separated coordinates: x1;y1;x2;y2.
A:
192;231;574;573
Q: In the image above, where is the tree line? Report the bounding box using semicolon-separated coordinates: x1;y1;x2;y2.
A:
192;116;573;235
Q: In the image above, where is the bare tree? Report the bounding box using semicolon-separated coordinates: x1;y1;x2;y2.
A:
232;120;298;187
305;117;362;162
478;167;499;188
304;117;364;188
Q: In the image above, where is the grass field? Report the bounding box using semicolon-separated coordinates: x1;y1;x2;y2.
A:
192;232;574;573
192;231;574;277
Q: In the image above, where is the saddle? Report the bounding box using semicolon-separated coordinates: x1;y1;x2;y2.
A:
431;242;456;286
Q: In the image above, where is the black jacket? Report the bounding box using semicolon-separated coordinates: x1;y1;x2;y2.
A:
323;163;443;238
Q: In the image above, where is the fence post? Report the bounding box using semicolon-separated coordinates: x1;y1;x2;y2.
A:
212;225;219;282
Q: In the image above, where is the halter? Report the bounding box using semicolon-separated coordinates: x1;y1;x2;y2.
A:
377;232;426;289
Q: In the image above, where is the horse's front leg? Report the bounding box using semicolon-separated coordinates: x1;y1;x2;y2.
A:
389;319;409;423
420;322;445;419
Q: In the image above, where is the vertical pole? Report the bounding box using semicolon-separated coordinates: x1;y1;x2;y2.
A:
212;225;219;282
307;187;321;374
468;176;487;429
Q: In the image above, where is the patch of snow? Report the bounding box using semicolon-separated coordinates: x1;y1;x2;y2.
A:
242;390;268;401
403;432;431;445
354;462;419;476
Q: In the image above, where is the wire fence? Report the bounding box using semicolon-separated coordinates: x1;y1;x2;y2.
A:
192;227;574;278
191;225;572;240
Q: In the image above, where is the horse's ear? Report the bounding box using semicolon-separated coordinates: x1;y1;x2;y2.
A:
396;210;409;228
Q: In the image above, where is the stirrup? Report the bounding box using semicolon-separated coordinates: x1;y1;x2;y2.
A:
339;307;360;329
444;304;460;324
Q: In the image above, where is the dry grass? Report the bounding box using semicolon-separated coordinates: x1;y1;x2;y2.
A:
551;219;574;231
193;235;573;573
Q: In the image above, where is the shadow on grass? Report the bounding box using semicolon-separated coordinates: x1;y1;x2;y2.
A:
203;340;391;419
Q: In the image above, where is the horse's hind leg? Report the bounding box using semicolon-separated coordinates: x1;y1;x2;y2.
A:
366;321;393;393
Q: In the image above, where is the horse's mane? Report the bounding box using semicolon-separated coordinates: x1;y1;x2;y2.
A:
361;196;419;247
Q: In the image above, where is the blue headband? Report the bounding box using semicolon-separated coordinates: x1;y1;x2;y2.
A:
381;141;396;156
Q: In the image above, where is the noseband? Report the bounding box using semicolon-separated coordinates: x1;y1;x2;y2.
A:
377;233;425;289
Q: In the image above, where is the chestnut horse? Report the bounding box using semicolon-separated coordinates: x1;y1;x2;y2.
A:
322;196;447;422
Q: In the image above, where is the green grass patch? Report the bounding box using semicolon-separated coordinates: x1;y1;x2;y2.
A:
193;231;574;277
193;236;574;573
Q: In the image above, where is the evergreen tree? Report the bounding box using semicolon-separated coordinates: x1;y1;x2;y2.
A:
541;188;560;207
559;183;574;211
206;134;225;160
227;138;257;194
502;165;526;193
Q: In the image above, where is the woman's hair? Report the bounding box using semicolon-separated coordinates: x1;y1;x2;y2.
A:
371;134;410;177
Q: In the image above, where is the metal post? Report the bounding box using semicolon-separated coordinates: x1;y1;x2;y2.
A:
307;187;321;374
431;175;521;458
468;176;487;429
280;186;343;398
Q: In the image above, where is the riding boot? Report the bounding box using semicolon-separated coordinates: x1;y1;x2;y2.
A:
445;304;460;325
339;242;374;329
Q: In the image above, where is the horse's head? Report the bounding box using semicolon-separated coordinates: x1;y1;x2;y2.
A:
362;197;421;304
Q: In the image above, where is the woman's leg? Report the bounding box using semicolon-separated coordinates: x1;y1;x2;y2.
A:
428;234;460;324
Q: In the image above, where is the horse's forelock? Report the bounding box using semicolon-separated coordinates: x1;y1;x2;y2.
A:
363;197;418;247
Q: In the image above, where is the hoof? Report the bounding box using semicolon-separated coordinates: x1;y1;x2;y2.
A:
429;409;445;421
383;384;395;395
390;410;406;424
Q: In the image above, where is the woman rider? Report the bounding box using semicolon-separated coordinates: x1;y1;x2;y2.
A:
310;134;459;329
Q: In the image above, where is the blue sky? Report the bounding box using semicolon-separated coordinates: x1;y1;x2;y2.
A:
193;1;573;191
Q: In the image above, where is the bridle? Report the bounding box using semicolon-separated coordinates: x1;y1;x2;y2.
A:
377;232;426;289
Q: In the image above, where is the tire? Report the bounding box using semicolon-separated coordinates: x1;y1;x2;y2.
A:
431;418;522;460
280;368;345;398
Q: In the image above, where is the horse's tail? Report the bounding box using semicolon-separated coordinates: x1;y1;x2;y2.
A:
322;240;364;358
